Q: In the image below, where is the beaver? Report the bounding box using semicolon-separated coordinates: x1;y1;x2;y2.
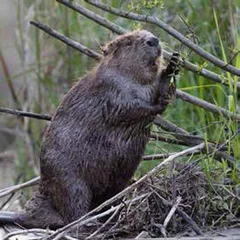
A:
0;30;180;229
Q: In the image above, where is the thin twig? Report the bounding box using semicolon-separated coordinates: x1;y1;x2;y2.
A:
0;107;51;121
176;89;240;121
150;133;189;146
85;204;122;239
29;21;102;61
177;208;203;236
163;50;240;89
163;196;182;229
56;0;126;35
0;193;15;210
143;151;200;161
152;189;203;236
0;177;40;199
85;0;240;77
155;117;236;163
3;228;76;240
45;143;205;240
58;0;240;89
0;49;22;109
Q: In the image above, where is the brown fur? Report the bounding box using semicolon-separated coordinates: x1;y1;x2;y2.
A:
0;30;178;229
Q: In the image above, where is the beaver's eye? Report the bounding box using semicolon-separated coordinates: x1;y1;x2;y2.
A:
146;37;159;47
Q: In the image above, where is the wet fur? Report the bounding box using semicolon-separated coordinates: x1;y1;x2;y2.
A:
0;30;177;229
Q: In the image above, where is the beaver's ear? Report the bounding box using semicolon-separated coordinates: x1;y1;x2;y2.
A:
125;38;133;46
103;49;108;57
103;42;115;56
103;43;112;56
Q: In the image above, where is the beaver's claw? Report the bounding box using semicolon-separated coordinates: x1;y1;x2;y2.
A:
157;52;181;111
164;52;181;77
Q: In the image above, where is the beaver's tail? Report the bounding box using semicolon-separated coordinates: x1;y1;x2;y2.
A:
0;211;23;225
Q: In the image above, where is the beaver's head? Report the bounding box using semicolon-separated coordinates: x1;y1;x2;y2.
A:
102;30;163;84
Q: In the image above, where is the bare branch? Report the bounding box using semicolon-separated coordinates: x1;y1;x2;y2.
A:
85;0;240;77
162;196;182;235
155;193;203;236
29;21;102;61
155;117;236;164
0;50;22;110
150;133;189;146
163;50;240;89
57;0;240;89
3;228;76;240
56;0;126;34
143;151;200;161
0;177;40;199
0;107;51;121
176;89;240;121
85;203;122;239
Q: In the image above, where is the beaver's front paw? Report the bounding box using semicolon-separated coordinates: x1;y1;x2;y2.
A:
158;52;181;108
164;52;181;77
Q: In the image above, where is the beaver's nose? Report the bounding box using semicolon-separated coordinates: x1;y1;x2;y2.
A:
146;37;159;47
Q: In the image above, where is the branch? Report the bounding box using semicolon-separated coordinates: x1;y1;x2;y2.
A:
46;143;205;240
0;177;40;199
150;133;189;146
85;202;122;239
29;21;102;61
154;117;236;164
162;196;183;236
163;50;240;89
176;89;240;121
85;0;240;77
57;0;240;89
0;50;22;110
0;107;51;121
3;229;76;240
155;192;203;236
143;151;200;161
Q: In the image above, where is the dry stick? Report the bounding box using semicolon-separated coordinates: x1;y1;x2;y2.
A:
45;143;205;240
0;177;40;198
163;196;182;230
152;189;202;236
155;117;236;163
29;20;240;122
85;203;122;239
30;21;101;61
177;89;240;120
3;228;77;240
0;50;22;110
150;133;188;146
163;50;240;89
85;0;240;77
151;131;220;148
0;107;51;121
57;0;240;89
143;151;200;161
